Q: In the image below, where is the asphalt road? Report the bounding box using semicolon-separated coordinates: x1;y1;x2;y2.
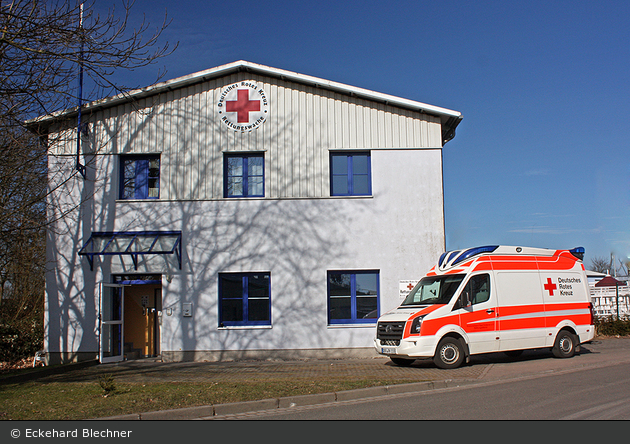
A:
211;338;630;420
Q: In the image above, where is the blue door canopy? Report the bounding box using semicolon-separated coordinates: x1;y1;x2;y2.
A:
79;231;182;271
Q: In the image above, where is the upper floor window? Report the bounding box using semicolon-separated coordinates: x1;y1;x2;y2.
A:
224;153;264;198
120;155;160;200
327;270;379;324
330;152;371;196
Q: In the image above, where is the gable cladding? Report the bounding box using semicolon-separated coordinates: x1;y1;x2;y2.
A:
48;72;444;201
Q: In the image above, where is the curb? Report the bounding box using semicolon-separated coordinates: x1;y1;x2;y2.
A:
94;379;479;420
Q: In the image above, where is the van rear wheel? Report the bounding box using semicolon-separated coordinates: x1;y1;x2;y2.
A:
434;337;465;369
552;330;577;358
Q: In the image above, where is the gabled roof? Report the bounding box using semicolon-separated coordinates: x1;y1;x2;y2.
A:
29;60;463;143
595;275;627;287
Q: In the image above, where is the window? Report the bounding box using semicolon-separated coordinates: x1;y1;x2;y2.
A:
219;272;271;327
402;275;465;306
224;153;264;198
465;274;491;305
113;274;162;285
327;271;379;324
330;152;371;196
120;155;160;199
452;274;491;310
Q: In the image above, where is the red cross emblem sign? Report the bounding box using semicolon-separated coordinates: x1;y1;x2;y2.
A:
217;81;269;132
544;278;557;296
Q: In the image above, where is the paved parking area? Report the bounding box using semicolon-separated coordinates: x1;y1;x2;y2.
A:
22;354;489;385
5;338;628;420
13;338;627;386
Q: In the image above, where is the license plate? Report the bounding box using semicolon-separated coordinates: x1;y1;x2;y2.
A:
381;347;396;355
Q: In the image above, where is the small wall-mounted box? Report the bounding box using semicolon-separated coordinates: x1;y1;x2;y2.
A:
182;302;193;317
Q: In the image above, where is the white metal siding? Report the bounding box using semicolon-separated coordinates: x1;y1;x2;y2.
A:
49;73;443;200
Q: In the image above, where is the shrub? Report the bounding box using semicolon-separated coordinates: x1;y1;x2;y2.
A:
0;321;43;363
595;316;630;336
98;374;116;395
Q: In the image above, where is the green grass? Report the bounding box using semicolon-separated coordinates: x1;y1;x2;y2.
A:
0;377;415;420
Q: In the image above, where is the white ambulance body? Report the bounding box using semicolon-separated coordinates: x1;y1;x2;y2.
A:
375;246;595;369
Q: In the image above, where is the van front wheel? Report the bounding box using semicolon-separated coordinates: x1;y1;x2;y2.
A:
434;337;465;369
552;330;577;359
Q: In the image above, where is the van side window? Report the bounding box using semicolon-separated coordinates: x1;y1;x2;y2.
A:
466;274;491;305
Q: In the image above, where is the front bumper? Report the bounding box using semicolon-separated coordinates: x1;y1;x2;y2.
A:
374;335;438;358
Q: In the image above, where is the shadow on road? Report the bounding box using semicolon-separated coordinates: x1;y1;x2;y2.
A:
384;341;601;370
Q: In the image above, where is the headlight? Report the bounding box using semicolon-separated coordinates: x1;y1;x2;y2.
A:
410;315;425;334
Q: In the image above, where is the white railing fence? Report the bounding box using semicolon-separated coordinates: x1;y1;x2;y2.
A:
590;285;630;319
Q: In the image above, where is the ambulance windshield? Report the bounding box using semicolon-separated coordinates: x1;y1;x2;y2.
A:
401;275;465;306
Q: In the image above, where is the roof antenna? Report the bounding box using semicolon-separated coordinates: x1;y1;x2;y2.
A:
76;3;86;179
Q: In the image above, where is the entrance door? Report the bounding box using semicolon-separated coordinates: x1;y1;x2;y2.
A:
124;285;162;358
99;283;125;363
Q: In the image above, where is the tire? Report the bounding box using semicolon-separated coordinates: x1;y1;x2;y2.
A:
433;337;465;369
390;357;415;367
552;330;577;359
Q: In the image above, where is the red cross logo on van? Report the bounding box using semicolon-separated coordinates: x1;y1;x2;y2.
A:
544;278;557;296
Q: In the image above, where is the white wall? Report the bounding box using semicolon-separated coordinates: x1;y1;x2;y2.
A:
45;148;445;361
44;69;452;362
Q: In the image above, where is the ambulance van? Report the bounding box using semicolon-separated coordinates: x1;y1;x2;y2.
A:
375;246;595;369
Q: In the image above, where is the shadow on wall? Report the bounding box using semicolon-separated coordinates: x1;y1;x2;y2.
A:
109;195;375;360
44;75;393;362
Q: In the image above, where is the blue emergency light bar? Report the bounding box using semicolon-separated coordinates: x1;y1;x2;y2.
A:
569;247;585;261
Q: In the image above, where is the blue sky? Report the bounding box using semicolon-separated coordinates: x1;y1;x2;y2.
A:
99;0;629;268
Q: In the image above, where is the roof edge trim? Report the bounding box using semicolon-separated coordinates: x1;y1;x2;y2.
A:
29;61;462;131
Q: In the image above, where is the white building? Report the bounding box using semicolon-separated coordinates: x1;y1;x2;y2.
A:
36;61;462;364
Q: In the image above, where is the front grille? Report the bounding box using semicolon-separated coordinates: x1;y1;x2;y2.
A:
377;321;405;341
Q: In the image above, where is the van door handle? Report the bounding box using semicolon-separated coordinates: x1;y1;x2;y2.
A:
486;309;495;314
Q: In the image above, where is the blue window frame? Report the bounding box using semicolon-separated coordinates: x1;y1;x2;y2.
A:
120;155;160;199
219;272;271;327
327;270;379;324
330;152;371;196
224;153;265;198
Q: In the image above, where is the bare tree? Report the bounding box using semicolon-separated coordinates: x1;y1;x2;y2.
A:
589;256;612;274
1;0;174;119
589;255;630;277
0;0;175;361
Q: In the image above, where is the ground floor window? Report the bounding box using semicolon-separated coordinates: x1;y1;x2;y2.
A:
327;270;379;324
219;272;271;327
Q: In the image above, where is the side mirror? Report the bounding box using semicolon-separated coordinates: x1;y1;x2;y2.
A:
461;291;472;308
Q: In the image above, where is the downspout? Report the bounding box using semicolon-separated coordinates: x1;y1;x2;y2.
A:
76;3;86;178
